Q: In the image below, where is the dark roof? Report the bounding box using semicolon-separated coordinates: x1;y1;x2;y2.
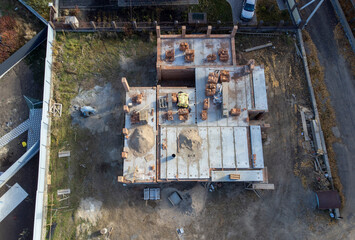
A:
316;190;341;209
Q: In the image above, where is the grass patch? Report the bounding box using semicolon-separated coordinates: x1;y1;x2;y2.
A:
256;0;290;23
188;0;233;22
302;30;344;206
25;0;51;20
47;32;156;239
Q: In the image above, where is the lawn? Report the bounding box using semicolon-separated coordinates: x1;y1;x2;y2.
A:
47;32;156;239
256;0;290;24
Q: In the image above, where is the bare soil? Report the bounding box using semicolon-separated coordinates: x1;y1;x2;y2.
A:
48;33;351;240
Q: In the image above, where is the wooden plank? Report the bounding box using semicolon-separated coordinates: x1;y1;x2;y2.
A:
230;174;240;179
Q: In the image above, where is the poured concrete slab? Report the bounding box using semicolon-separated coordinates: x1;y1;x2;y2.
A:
250;125;264;168
123;88;157;183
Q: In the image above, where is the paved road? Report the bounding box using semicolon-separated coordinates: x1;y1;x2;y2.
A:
302;0;355;237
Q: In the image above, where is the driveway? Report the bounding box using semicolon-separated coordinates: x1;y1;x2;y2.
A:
301;0;355;237
227;0;258;25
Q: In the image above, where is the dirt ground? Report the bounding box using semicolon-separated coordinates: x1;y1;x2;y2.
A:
48;33;349;240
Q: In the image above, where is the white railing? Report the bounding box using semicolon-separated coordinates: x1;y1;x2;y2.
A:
33;25;55;240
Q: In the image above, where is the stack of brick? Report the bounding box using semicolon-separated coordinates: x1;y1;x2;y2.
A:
201;110;208;120
130;111;140;124
167;110;174;121
218;48;229;62
230;108;241;116
203;98;210;110
206;53;217;62
205;83;217;96
207;72;219;84
132;93;143;104
165;49;175;62
220;70;230;82
178;108;189;121
179;42;189;51
205;72;219;96
185;49;195;62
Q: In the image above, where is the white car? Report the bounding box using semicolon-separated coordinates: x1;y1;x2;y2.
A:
241;0;256;21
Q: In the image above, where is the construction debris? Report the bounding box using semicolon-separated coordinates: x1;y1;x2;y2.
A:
179;42;189;51
165;49;175;62
178;108;189;121
220;70;230;82
218;48;229;62
185;49;195;62
206;53;217;62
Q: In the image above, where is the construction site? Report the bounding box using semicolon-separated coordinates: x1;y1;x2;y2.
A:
36;28;344;239
119;29;271;185
1;0;355;239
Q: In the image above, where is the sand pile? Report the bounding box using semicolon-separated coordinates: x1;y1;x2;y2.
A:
179;129;201;151
129;125;155;156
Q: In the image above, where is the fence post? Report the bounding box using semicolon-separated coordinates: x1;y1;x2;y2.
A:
90;21;96;30
230;25;238;38
111;21;117;29
257;20;264;28
182;26;186;38
156;26;161;38
207;25;212;37
278;20;284;29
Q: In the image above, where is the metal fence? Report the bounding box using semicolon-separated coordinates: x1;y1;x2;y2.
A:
33;25;54;240
51;20;297;33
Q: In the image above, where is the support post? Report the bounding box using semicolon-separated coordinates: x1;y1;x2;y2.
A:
132;21;137;29
121;77;130;92
90;21;96;30
182;26;186;38
111;21;117;29
230;25;238;38
156;26;161;38
207;25;212;37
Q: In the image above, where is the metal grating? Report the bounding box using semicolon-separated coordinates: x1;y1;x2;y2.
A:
0;119;30;149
